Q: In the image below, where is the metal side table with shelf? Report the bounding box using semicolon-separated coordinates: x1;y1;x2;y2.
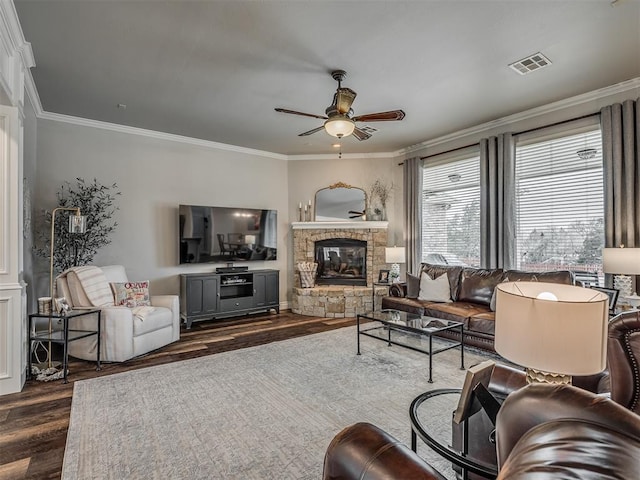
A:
28;309;101;383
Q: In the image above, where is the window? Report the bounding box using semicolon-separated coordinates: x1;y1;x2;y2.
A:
514;123;603;282
422;149;481;267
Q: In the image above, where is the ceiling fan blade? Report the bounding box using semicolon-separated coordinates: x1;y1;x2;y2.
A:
352;127;372;141
352;110;406;122
335;88;357;114
298;126;325;137
275;108;328;120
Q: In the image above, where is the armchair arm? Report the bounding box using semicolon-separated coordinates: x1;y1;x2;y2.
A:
495;383;640;467
323;423;446;480
68;306;135;362
151;295;180;342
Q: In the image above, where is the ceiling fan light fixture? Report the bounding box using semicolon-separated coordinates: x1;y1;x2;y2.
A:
324;117;355;138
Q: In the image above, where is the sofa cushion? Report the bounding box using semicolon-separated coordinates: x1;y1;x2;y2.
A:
420;263;464;301
418;272;452;302
503;269;574;284
133;306;173;336
468;311;496;335
458;268;504;306
424;301;491;328
406;273;420;299
490;270;575;310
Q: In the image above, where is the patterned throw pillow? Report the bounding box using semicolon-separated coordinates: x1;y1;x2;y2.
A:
110;281;151;308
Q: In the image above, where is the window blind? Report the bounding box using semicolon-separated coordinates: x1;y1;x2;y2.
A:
422;152;481;267
514;127;604;277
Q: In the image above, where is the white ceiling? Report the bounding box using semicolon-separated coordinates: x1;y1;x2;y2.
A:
14;0;640;156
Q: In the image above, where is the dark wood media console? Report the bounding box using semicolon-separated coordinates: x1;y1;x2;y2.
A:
179;269;279;328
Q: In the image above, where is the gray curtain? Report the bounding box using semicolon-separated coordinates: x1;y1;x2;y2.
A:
403;156;422;275
601;99;640;249
601;99;640;290
479;134;516;269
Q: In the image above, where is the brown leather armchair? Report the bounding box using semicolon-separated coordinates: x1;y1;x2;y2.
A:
450;362;609;479
323;384;640;480
608;309;640;414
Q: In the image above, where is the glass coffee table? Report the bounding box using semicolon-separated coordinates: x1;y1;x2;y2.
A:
357;309;464;383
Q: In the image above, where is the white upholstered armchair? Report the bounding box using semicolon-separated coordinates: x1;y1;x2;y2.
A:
56;265;180;362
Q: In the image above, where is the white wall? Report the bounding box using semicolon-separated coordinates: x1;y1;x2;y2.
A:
34;120;289;301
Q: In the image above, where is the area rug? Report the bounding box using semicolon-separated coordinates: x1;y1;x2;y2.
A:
63;326;491;479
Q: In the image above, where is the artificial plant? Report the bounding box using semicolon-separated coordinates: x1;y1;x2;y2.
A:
35;178;121;274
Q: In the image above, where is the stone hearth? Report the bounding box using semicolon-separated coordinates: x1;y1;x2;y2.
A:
291;221;389;317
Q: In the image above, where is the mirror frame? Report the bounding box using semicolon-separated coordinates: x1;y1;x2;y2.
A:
314;182;367;222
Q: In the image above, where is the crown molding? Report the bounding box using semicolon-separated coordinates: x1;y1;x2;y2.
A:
395;77;640;157
38;111;289;160
287;151;396;161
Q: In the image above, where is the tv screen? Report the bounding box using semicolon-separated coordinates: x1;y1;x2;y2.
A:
179;205;277;264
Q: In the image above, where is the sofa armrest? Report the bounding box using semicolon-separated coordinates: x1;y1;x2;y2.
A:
323;422;446;480
495;383;640;467
388;283;407;298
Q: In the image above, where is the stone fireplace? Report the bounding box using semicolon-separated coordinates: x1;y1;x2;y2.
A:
291;221;388;317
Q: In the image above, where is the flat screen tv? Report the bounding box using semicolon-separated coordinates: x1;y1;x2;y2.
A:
179;204;277;264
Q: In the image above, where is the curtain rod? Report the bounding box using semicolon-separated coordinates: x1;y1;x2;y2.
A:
398;111;601;165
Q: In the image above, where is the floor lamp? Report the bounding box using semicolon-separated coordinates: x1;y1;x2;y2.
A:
45;207;87;369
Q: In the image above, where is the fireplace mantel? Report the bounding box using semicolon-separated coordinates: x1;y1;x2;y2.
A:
291;221;388;230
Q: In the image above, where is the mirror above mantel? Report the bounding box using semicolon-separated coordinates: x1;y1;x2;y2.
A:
314;182;366;222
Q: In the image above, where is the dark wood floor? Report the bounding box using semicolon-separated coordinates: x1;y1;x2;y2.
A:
0;311;354;480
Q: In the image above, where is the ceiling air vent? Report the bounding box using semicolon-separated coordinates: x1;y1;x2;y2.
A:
508;52;552;75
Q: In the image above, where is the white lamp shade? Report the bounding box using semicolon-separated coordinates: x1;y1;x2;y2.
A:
495;282;608;376
324;117;355;138
603;247;640;275
385;247;406;264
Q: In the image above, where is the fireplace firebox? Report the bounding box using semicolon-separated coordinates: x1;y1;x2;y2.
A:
315;238;367;286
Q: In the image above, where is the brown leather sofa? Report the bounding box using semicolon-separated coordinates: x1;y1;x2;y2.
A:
323;383;640;480
381;263;575;352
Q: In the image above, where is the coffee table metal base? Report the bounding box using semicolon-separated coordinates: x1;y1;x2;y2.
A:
357;310;464;383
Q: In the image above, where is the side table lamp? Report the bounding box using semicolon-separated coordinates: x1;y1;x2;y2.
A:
385;246;406;283
495;282;608;385
44;207;87;370
603;246;640;301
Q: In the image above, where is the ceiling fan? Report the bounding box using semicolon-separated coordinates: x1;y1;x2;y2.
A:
275;70;405;141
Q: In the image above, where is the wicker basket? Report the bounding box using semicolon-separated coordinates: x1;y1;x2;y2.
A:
297;262;318;288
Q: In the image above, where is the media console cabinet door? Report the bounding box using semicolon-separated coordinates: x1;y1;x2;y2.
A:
183;275;219;316
253;270;279;307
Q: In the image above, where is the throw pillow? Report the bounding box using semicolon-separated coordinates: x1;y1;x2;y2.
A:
406;273;421;299
111;281;151;308
418;272;452;303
